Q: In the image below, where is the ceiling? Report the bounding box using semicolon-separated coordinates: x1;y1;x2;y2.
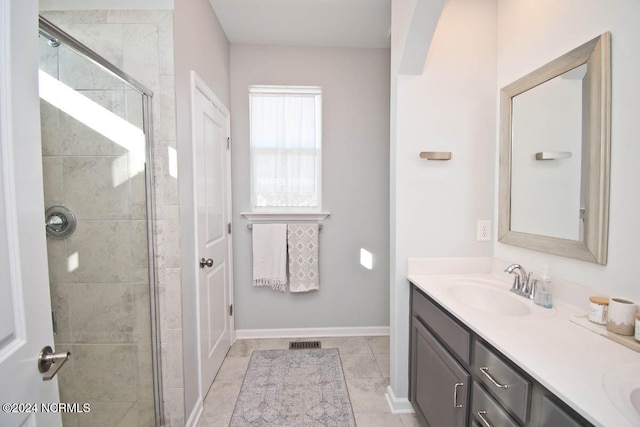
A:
209;0;391;49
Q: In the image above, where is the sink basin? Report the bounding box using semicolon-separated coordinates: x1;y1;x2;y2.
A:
603;364;640;424
447;282;530;316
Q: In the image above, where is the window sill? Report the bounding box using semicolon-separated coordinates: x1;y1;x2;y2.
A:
240;212;330;222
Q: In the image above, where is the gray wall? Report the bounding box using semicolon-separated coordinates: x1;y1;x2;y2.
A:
230;45;391;331
495;0;640;303
390;0;497;400
173;0;230;422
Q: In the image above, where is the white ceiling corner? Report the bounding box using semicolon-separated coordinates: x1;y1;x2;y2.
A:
209;0;391;48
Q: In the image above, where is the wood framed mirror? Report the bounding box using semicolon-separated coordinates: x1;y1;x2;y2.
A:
498;32;611;265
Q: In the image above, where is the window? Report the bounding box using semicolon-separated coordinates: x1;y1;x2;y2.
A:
249;85;322;211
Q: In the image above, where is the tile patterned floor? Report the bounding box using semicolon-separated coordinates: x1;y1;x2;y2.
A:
197;336;420;427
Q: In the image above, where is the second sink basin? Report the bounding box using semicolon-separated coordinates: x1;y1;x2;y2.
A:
603;364;640;425
447;282;530;316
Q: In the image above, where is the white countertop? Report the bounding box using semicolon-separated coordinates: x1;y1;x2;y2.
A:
408;261;640;427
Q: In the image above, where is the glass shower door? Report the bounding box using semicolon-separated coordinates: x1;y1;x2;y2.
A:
38;27;157;427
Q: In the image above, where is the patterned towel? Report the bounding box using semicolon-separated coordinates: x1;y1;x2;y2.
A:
287;224;320;292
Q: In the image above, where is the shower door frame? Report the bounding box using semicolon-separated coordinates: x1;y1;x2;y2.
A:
38;16;164;426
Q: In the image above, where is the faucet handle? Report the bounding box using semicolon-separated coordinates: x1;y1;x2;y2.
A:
529;278;539;300
520;271;533;295
510;274;521;291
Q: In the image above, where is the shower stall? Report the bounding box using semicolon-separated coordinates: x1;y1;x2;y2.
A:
38;16;162;426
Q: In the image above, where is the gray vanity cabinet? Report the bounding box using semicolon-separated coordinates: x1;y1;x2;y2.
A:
410;286;471;427
409;284;592;427
411;318;470;427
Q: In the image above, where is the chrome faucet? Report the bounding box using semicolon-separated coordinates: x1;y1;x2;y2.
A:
504;264;534;299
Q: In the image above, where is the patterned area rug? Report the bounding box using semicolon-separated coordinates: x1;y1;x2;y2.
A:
229;349;356;426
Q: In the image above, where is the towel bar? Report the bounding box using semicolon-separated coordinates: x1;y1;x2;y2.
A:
247;223;323;230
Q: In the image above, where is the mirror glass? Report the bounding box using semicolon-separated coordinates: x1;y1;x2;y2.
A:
510;64;586;241
498;33;610;264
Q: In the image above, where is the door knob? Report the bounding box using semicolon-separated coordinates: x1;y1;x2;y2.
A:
38;345;71;381
199;258;214;268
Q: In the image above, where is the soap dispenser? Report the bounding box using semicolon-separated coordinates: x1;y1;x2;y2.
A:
533;267;553;309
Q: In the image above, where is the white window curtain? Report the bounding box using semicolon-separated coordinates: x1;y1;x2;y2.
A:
249;86;322;209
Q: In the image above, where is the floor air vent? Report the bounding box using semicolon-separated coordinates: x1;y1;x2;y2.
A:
289;341;321;350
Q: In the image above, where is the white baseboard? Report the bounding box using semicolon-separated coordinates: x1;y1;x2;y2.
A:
234;326;390;340
184;398;203;427
385;385;415;414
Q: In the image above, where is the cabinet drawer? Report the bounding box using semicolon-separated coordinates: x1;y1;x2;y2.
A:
472;382;519;427
474;341;531;423
412;286;471;364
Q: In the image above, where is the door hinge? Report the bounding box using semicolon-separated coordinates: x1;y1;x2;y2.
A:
227;137;231;150
228;222;232;234
229;304;233;316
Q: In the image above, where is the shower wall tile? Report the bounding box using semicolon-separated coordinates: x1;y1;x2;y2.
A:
162;206;182;268
129;155;148;220
107;10;170;24
134;401;156;427
164;387;185;427
49;283;72;343
58;38;125;91
40;100;63;155
69;283;135;343
154;139;179;208
123;24;160;91
59;111;128;157
46;238;68;283
58;23;124;70
159;268;182;331
42;156;63;208
63;156;131;220
137;342;154;389
75;402;135;427
41;10;108;25
160;328;184;389
159;23;175;75
80;89;127;120
124;89;144;132
61;412;80;427
158;75;177;141
66;220;133;283
134;283;153;343
130;221;150;268
72;344;139;402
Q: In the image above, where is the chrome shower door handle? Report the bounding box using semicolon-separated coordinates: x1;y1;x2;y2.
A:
199;258;214;268
38;345;71;381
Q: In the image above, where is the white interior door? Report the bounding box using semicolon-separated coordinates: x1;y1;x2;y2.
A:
0;1;62;426
191;71;233;398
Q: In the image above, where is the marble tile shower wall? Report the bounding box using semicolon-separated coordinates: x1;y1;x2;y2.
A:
40;10;182;427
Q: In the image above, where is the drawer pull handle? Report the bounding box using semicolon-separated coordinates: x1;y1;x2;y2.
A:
477;410;493;427
480;366;509;389
453;382;464;408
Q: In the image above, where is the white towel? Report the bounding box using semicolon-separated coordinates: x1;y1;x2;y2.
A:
287;224;320;292
252;224;288;291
